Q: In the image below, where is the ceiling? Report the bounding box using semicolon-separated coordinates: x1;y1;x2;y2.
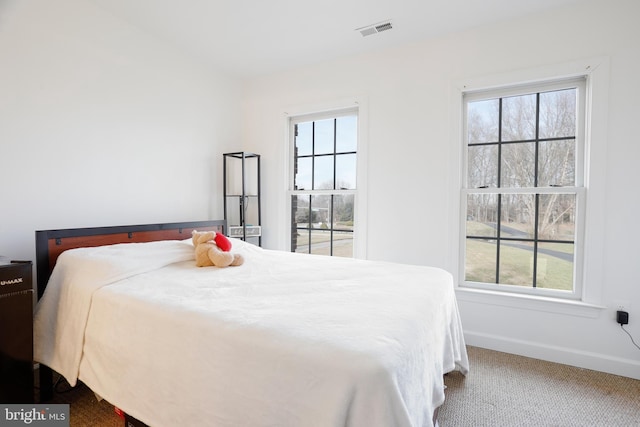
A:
88;0;589;77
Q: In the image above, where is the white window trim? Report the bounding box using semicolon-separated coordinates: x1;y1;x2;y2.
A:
283;97;369;259
448;58;609;317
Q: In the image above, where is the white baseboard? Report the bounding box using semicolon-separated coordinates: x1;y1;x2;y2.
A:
465;330;640;380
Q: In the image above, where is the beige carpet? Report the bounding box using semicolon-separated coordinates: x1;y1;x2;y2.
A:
439;346;640;426
46;346;640;426
47;379;121;427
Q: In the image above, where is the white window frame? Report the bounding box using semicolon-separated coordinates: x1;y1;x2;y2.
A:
284;98;368;259
462;78;586;300
448;58;609;317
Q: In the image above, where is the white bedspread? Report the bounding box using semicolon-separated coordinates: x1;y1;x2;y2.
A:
34;239;468;427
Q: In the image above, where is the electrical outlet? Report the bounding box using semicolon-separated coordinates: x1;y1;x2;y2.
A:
613;300;631;312
612;300;631;323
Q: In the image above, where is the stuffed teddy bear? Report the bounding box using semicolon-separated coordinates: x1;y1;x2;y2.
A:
192;230;244;268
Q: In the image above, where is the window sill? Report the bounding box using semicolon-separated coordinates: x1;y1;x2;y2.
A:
455;287;606;318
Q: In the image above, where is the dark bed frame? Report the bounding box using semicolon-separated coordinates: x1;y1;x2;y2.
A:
34;220;227;402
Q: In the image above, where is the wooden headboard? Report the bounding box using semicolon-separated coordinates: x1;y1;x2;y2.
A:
35;220;226;299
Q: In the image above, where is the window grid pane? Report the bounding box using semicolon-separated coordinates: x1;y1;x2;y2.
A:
291;194;355;257
467;90;577;191
464;84;580;293
465;238;497;283
314;119;335;155
314;156;334;190
290;112;357;257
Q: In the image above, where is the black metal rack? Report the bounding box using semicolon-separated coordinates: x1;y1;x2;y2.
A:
223;152;262;246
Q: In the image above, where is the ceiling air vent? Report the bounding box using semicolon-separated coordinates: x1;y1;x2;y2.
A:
357;20;393;37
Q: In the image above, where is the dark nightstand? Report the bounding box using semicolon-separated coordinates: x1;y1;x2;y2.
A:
0;260;34;403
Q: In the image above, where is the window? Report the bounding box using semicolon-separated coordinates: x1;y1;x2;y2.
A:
289;109;358;257
462;78;586;299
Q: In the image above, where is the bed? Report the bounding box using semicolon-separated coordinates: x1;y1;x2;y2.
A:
33;220;468;427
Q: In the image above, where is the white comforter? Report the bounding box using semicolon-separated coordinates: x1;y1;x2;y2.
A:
34;239;468;427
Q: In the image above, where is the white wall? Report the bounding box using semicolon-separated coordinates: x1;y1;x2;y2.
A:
241;0;640;378
0;0;241;261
